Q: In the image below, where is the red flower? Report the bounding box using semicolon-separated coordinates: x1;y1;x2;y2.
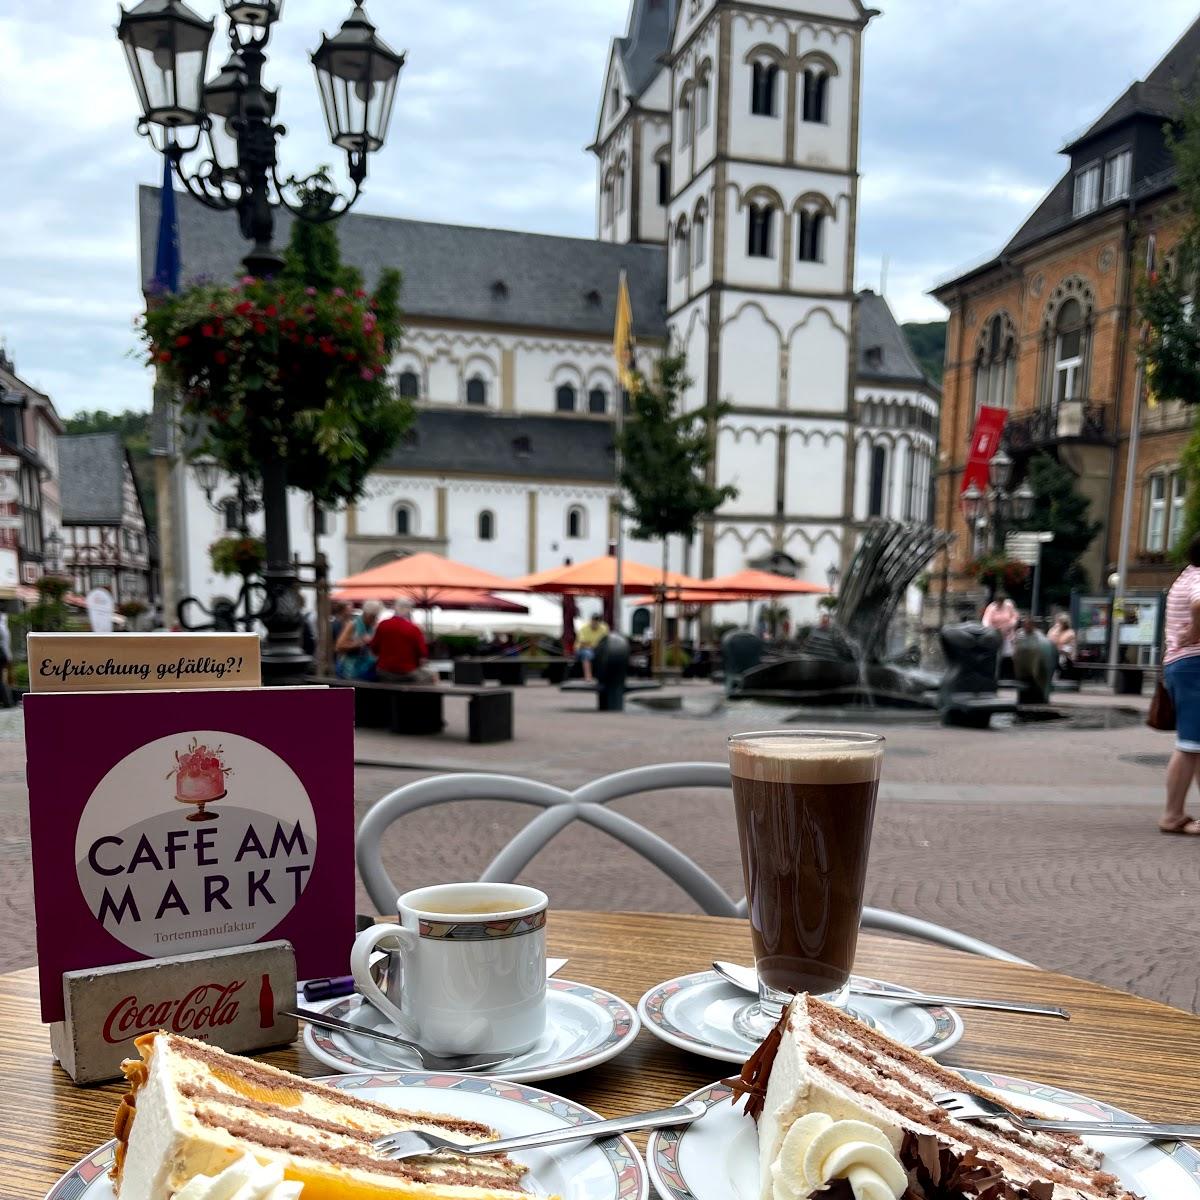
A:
305;334;316;346
253;320;267;335
201;324;215;337
157;350;172;363
264;304;278;318
214;351;228;365
235;301;254;316
175;335;191;348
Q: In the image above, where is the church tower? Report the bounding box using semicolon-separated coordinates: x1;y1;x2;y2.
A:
592;0;677;245
658;0;874;592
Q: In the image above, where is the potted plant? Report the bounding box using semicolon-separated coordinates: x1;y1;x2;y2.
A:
210;536;267;579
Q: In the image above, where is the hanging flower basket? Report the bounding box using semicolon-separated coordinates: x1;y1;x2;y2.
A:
210;536;266;579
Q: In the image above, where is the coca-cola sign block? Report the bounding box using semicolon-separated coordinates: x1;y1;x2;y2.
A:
26;685;355;1023
50;941;298;1084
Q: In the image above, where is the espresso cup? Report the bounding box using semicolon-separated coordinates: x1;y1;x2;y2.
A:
350;882;548;1055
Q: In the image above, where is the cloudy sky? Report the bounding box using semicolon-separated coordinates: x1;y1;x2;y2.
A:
0;0;1196;416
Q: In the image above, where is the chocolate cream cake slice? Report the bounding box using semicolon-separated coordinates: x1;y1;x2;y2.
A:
729;994;1140;1200
112;1031;557;1200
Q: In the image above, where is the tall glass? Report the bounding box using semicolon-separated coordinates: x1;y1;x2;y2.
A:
729;730;884;1039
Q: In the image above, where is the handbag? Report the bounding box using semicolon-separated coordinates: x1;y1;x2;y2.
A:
1148;679;1176;732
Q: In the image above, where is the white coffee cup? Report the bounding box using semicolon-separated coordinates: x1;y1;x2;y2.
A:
350;882;548;1055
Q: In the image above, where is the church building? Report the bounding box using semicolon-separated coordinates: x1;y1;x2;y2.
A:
143;0;938;630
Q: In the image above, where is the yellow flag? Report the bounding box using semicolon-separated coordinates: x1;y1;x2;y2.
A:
613;270;637;391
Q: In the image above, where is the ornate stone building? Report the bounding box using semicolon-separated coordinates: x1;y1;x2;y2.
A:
143;0;938;629
931;16;1200;615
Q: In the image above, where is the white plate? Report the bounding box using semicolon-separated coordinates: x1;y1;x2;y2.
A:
647;1072;1200;1200
638;972;964;1063
45;1071;647;1200
304;978;640;1083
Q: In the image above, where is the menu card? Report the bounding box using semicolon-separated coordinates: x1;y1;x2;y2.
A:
25;686;354;1023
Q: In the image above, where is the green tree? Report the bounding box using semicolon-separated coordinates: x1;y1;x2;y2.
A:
617;351;736;579
1139;87;1200;557
900;320;947;383
1011;453;1101;609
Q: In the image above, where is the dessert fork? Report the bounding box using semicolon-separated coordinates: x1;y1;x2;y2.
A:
373;1100;708;1162
934;1090;1200;1142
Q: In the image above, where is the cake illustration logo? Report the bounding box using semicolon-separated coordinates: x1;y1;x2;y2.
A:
168;738;233;822
75;731;317;959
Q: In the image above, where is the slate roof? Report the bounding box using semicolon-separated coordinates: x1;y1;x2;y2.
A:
384;410;616;481
138;187;668;341
59;433;129;525
855;289;935;390
617;0;675;98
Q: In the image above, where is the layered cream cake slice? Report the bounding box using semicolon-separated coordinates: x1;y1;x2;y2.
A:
112;1031;555;1200
730;994;1139;1200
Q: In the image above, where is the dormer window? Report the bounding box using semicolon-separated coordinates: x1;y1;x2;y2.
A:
491;280;509;300
1103;148;1132;204
865;346;883;370
513;436;532;458
585;288;602;307
1073;161;1101;217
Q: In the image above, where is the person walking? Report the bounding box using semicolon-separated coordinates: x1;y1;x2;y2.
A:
371;600;436;684
575;612;609;682
1160;534;1200;835
335;600;381;680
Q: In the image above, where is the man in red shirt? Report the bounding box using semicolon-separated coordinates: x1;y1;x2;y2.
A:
370;601;435;683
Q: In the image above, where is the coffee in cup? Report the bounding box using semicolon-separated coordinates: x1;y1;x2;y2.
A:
729;730;883;1035
350;882;548;1055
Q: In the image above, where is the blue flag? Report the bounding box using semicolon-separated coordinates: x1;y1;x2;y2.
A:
153;156;181;294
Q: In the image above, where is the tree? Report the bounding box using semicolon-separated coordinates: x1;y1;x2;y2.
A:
1139;87;1200;557
1011;453;1101;609
140;183;412;514
900;320;947;383
617;350;736;578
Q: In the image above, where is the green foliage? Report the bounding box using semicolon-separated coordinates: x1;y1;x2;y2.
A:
140;197;411;510
900;320;948;383
1012;453;1101;607
617;352;736;544
63;408;156;529
210;536;266;578
1139;88;1200;404
1174;411;1200;563
968;553;1031;601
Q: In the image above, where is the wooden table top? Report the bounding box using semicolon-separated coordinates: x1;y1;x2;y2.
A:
3;910;1199;1198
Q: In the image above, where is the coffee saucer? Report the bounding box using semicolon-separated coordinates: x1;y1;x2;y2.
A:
638;972;963;1062
303;978;640;1083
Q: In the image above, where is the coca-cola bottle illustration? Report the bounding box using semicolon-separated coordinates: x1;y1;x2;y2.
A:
259;973;275;1029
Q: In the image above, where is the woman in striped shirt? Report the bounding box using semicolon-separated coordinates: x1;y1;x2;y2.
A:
1161;534;1200;835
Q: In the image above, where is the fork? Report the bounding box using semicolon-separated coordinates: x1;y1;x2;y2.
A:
934;1090;1200;1142
372;1100;708;1162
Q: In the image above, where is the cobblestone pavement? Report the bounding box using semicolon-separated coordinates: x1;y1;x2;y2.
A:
4;685;1197;1012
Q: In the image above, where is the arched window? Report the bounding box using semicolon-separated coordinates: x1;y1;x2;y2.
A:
696;70;711;131
478;510;495;541
868;445;887;518
678;90;693;147
602;174;614;225
555;383;577;412
394;502;416;536
398;370;420;400
797;209;825;262
747;203;774;257
974;313;1017;413
674;220;691;280
1053;299;1085;405
566;505;587;539
465;376;487;406
588;387;608;414
802;68;829;123
751;61;779;116
219;497;240;532
615;155;627;213
657;156;670;206
314;507;331;537
693;209;707;267
610;83;620;116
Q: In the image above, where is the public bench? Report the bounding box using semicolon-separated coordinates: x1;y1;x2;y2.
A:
310;676;513;744
452;657;571;687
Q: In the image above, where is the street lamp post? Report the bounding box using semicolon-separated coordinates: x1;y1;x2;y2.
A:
116;0;404;681
961;453;1035;598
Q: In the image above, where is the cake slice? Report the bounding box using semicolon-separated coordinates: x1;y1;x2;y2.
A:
730;994;1139;1200
112;1031;554;1200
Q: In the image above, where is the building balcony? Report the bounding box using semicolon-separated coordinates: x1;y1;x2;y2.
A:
1002;399;1112;455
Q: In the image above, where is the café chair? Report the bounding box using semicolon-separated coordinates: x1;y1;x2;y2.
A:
356;763;1030;965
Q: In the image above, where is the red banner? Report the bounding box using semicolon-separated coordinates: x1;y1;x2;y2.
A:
960;406;1009;501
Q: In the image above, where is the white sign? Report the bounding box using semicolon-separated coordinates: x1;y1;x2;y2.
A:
86;588;115;633
0;548;17;589
1005;530;1054;566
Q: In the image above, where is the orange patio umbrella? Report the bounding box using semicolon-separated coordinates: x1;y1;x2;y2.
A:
625;589;754;605
335;552;522;607
686;568;830;597
332;586;529;613
514;555;703;597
